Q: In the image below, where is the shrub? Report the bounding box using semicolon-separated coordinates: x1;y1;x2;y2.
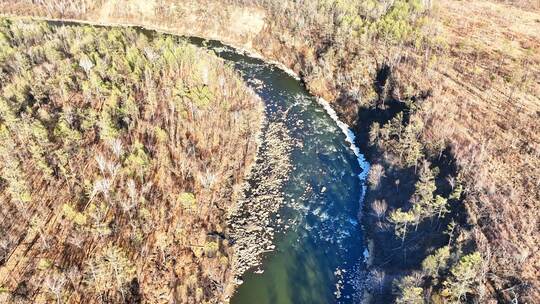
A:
62;204;87;226
84;245;135;298
395;275;424;304
421;246;450;278
178;192;197;211
442;252;483;303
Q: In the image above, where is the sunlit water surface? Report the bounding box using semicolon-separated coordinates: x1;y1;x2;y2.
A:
185;38;370;304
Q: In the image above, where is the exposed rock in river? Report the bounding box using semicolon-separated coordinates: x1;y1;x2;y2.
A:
226;120;293;283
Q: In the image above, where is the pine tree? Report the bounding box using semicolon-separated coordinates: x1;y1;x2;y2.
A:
442;252;483;303
389;208;419;242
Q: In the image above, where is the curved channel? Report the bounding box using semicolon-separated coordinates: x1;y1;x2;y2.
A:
185;38;371;303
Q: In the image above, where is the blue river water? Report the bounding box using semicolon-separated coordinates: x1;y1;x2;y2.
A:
185;38;371;304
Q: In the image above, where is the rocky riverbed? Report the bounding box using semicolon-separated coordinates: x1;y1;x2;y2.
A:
226;120;293;285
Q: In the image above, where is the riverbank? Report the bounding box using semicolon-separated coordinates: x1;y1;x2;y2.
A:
2;0;539;302
227;121;293;294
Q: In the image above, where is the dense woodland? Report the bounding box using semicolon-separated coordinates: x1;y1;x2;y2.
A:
0;18;262;303
0;0;539;303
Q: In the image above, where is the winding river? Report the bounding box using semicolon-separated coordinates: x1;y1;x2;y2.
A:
49;21;371;303
185;38;371;303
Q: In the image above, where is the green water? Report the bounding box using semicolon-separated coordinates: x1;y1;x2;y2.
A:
186;39;371;303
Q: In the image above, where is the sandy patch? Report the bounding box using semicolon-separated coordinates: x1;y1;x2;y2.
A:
230;7;265;36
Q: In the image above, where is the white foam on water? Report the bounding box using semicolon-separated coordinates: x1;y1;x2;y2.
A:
316;97;372;284
363;248;370;263
212;46;231;54
348;218;359;226
230;45;301;81
316;98;370;199
318;211;330;221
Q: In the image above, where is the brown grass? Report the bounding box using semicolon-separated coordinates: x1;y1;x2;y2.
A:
419;1;540;300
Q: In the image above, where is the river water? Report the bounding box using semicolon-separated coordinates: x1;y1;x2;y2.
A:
184;38;371;303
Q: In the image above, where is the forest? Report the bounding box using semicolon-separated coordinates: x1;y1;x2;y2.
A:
0;0;539;303
0;18;262;303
